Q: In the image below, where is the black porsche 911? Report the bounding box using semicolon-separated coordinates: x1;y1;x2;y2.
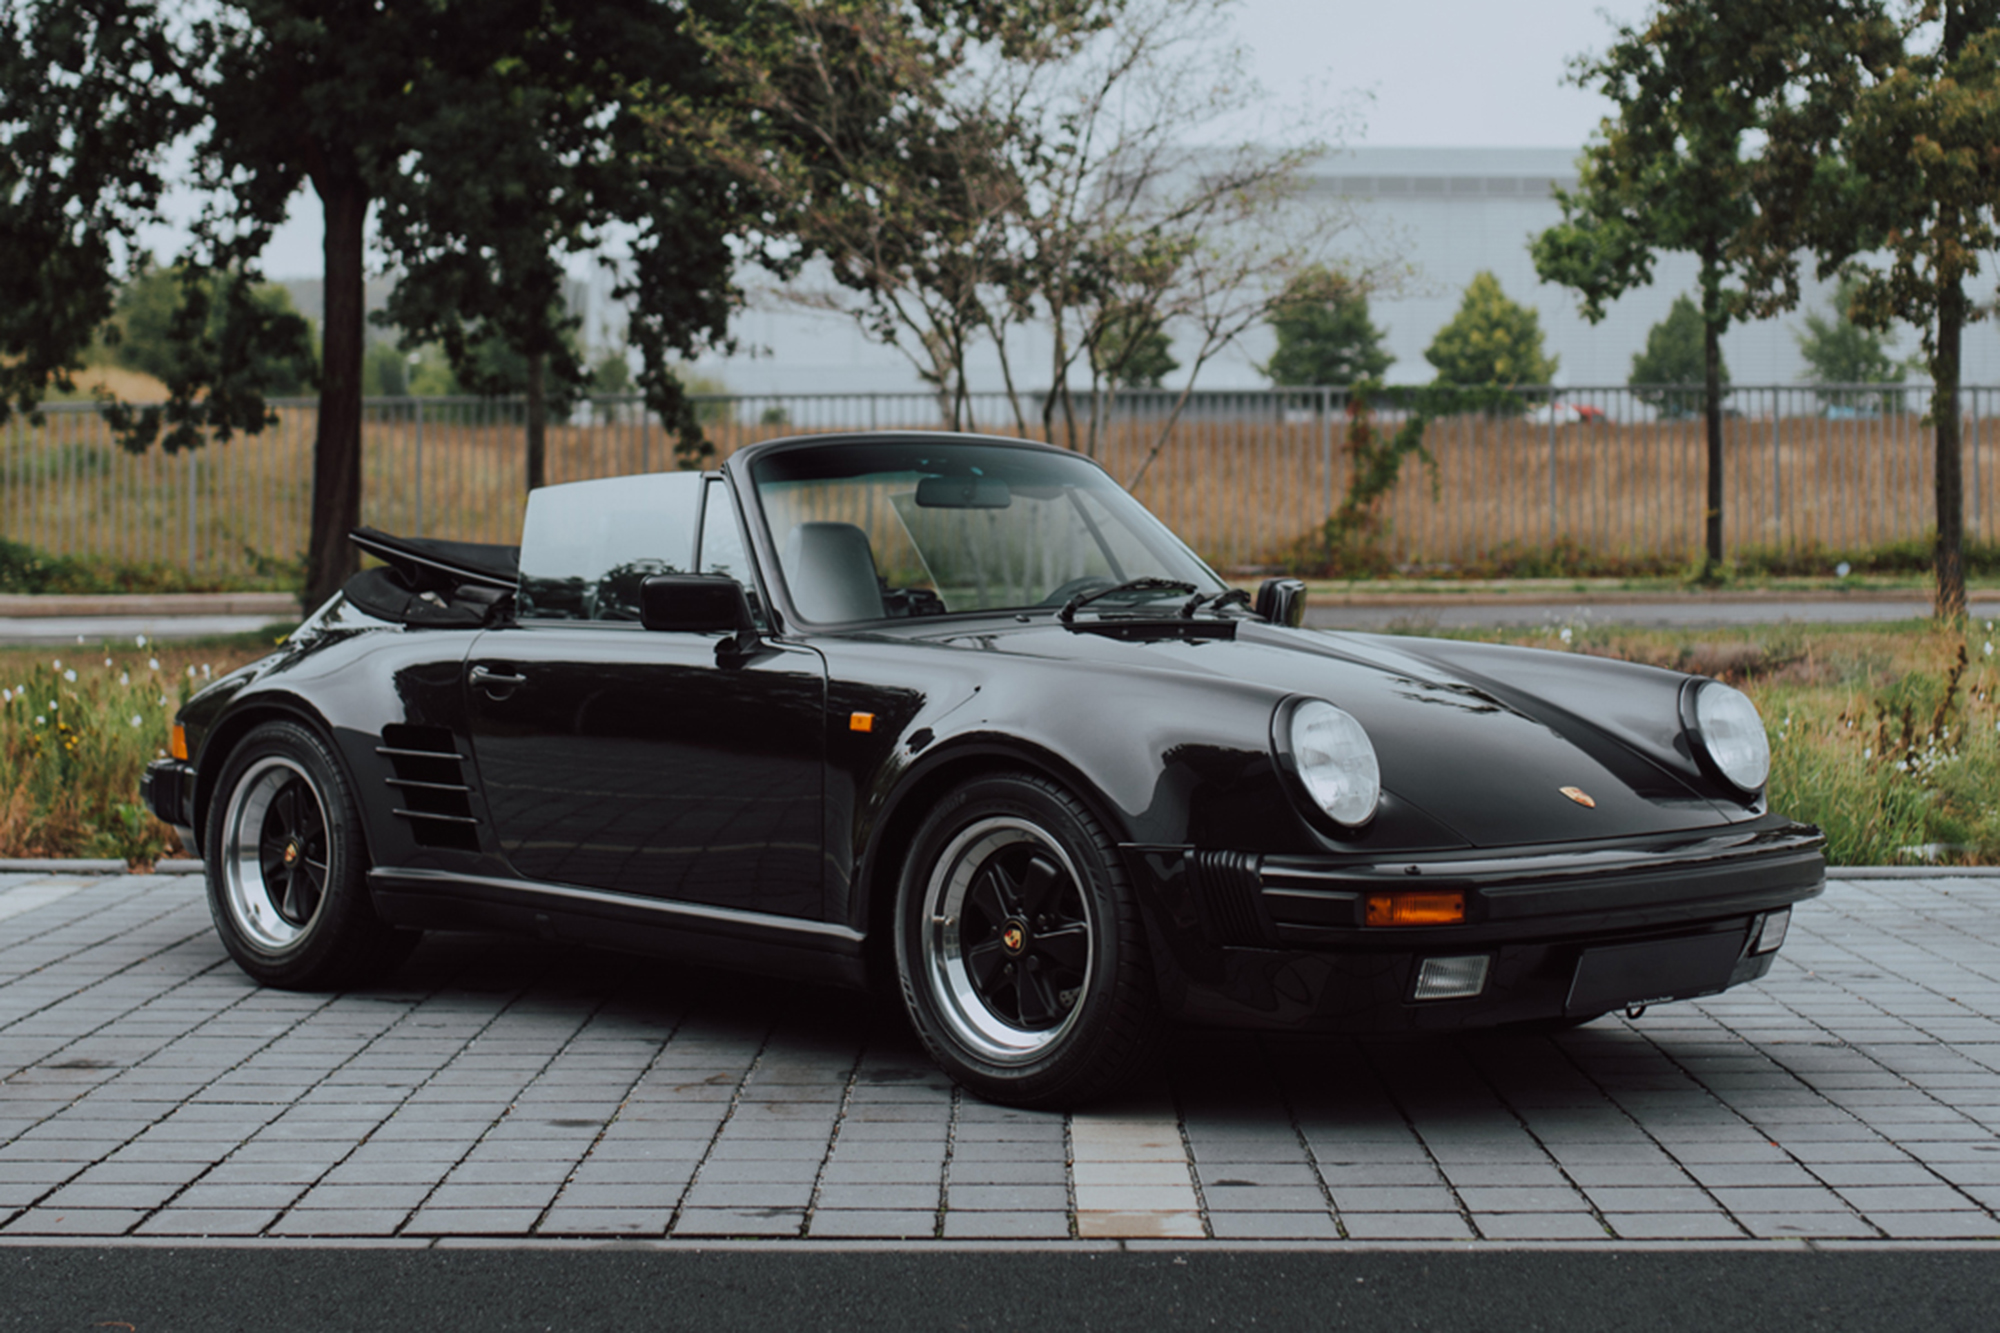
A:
143;432;1824;1107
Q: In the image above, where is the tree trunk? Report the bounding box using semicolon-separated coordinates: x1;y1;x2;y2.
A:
525;352;547;491
303;177;368;609
1701;271;1725;580
1934;287;1966;619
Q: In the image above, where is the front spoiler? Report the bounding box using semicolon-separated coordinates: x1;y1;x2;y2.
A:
141;758;199;856
1123;819;1826;1032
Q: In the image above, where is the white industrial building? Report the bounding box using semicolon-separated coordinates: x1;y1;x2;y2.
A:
669;145;1992;397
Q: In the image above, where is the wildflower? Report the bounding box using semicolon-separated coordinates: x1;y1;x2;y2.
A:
135;634;146;647
1986;642;1994;658
35;716;44;725
62;669;76;683
1560;627;1574;644
120;672;129;686
201;664;211;679
1;689;8;703
103;658;112;669
51;659;60;670
147;658;159;671
129;715;142;728
186;666;194;678
1864;747;1873;759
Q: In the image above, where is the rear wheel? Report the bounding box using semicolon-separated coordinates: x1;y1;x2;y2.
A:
895;773;1163;1108
204;720;417;988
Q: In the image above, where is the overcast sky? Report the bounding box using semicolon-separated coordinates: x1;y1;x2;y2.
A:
235;0;1655;278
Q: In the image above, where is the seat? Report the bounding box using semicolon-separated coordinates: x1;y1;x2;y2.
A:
781;521;886;623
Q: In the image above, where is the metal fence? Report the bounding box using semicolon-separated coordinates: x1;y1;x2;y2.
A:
3;384;1993;582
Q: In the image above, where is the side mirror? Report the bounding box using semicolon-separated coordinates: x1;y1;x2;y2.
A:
1255;577;1308;628
641;575;759;652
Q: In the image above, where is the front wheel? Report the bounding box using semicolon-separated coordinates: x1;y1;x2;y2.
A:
895;773;1164;1108
204;720;416;989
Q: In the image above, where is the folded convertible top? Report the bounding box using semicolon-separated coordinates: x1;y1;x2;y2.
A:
349;527;518;591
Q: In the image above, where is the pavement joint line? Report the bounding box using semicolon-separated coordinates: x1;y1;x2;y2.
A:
932;1080;960;1241
663;1004;777;1239
799;1013;870;1239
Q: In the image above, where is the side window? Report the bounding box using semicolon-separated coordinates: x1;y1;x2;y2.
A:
698;479;768;629
516;473;702;621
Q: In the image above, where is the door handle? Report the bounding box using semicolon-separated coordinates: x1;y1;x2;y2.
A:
470;664;527;690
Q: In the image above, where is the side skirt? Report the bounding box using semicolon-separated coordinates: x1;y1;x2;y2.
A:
368;866;870;990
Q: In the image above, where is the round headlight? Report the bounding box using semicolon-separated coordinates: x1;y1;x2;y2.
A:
1694;681;1770;792
1287;699;1381;827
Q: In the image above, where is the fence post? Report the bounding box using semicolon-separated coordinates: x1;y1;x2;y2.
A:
1547;397;1558;543
1771;385;1782;544
1973;388;1982;541
1319;386;1332;524
413;399;425;537
186;446;198;577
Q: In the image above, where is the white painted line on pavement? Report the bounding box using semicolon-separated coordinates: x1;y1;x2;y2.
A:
1069;1103;1203;1239
0;879;89;924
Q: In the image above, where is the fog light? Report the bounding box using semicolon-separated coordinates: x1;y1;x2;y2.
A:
1413;954;1490;1000
1751;907;1790;955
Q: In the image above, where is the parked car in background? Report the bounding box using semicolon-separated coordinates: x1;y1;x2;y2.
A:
145;433;1824;1107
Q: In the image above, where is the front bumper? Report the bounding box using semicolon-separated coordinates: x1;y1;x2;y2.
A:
1123;820;1826;1032
141;758;199;856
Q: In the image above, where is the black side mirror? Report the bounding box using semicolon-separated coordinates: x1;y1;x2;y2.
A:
641;575;760;654
1255;577;1308;628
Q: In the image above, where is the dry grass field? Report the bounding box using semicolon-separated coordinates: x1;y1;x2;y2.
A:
6;396;1997;581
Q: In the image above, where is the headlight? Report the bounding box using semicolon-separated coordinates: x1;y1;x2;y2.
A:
1693;680;1770;793
1281;699;1381;828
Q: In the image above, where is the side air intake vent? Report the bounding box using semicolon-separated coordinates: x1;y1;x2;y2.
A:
376;724;480;852
1191;849;1268;947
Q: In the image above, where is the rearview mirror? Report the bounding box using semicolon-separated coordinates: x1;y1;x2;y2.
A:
914;475;1011;509
1255;577;1307;628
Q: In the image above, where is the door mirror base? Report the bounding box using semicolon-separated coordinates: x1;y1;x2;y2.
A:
641;574;762;657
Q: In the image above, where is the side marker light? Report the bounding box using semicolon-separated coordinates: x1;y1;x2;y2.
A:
1365;891;1465;926
170;724;188;761
849;712;875;733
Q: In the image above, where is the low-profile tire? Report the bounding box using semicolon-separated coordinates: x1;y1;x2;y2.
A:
894;772;1165;1109
203;719;417;989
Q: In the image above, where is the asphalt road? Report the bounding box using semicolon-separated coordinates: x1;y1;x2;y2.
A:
4;1246;2000;1332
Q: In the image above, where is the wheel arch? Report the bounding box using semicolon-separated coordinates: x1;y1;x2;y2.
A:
854;735;1133;981
191;694;346;853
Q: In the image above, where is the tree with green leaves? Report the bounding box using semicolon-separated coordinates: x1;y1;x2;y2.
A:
1091;307;1178;390
4;0;765;605
1423;271;1557;393
1531;0;1815;578
1261;265;1393;387
1629;293;1727;418
1795;277;1910;411
109;262;316;396
1757;0;2000;617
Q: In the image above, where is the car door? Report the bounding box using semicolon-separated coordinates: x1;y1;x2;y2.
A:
463;472;827;921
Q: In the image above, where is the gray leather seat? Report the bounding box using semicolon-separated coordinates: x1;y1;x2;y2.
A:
781;521;886;623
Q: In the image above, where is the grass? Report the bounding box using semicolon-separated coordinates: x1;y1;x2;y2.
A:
0;628;289;865
1402;617;2000;867
5;616;1983;869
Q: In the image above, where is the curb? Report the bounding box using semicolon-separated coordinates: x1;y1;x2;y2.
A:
0;858;201;875
0;593;298;619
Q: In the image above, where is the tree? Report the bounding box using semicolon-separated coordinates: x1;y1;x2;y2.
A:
1091;307;1177;389
1629;293;1727;417
110;262;316;396
1758;0;2000;617
1795;276;1910;410
693;0;1352;457
1423;271;1558;392
5;1;764;605
1261;264;1393;387
1531;0;1814;578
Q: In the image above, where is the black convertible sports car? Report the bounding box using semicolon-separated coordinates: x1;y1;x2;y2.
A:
144;432;1824;1106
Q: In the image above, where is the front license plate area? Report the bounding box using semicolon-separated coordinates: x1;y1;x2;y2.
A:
1565;930;1746;1016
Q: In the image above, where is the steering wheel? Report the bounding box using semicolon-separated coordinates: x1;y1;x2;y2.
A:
1036;575;1117;607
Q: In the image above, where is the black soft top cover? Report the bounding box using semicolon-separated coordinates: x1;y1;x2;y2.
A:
341;528;519;627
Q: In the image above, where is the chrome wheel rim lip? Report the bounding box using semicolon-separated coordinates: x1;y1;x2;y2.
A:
220;756;327;952
919;816;1093;1066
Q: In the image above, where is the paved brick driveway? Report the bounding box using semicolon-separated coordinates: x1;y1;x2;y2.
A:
1;869;1996;1243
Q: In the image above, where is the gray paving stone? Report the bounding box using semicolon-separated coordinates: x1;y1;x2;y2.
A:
537;1207;673;1235
402;1208;541;1235
946;1184;1070;1211
1604;1212;1746;1239
135;1208;280;1236
814;1184;941;1211
1834;1184;1982;1212
2;1208;144;1235
1199;1185;1330;1212
1473;1213;1609;1240
1339;1212;1474;1240
672;1207;804;1237
1863;1211;2000;1238
807;1209;938;1238
1206;1211;1340;1239
681;1182;815;1210
940;1211;1070;1239
1581;1187;1723;1213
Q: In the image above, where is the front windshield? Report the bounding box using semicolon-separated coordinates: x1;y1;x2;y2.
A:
748;439;1226;623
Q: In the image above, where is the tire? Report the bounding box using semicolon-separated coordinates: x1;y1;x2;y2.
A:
203;719;417;989
894;772;1164;1108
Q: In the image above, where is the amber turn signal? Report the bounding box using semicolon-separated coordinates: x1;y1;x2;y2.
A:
849;712;875;732
169;723;188;761
1364;891;1465;926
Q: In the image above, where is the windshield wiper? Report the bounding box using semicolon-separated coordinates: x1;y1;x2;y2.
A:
1179;588;1253;619
1058;577;1196;624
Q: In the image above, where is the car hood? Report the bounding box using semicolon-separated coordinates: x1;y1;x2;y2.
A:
912;618;1738;848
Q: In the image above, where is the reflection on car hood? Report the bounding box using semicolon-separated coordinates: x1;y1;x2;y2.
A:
915;618;1735;847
